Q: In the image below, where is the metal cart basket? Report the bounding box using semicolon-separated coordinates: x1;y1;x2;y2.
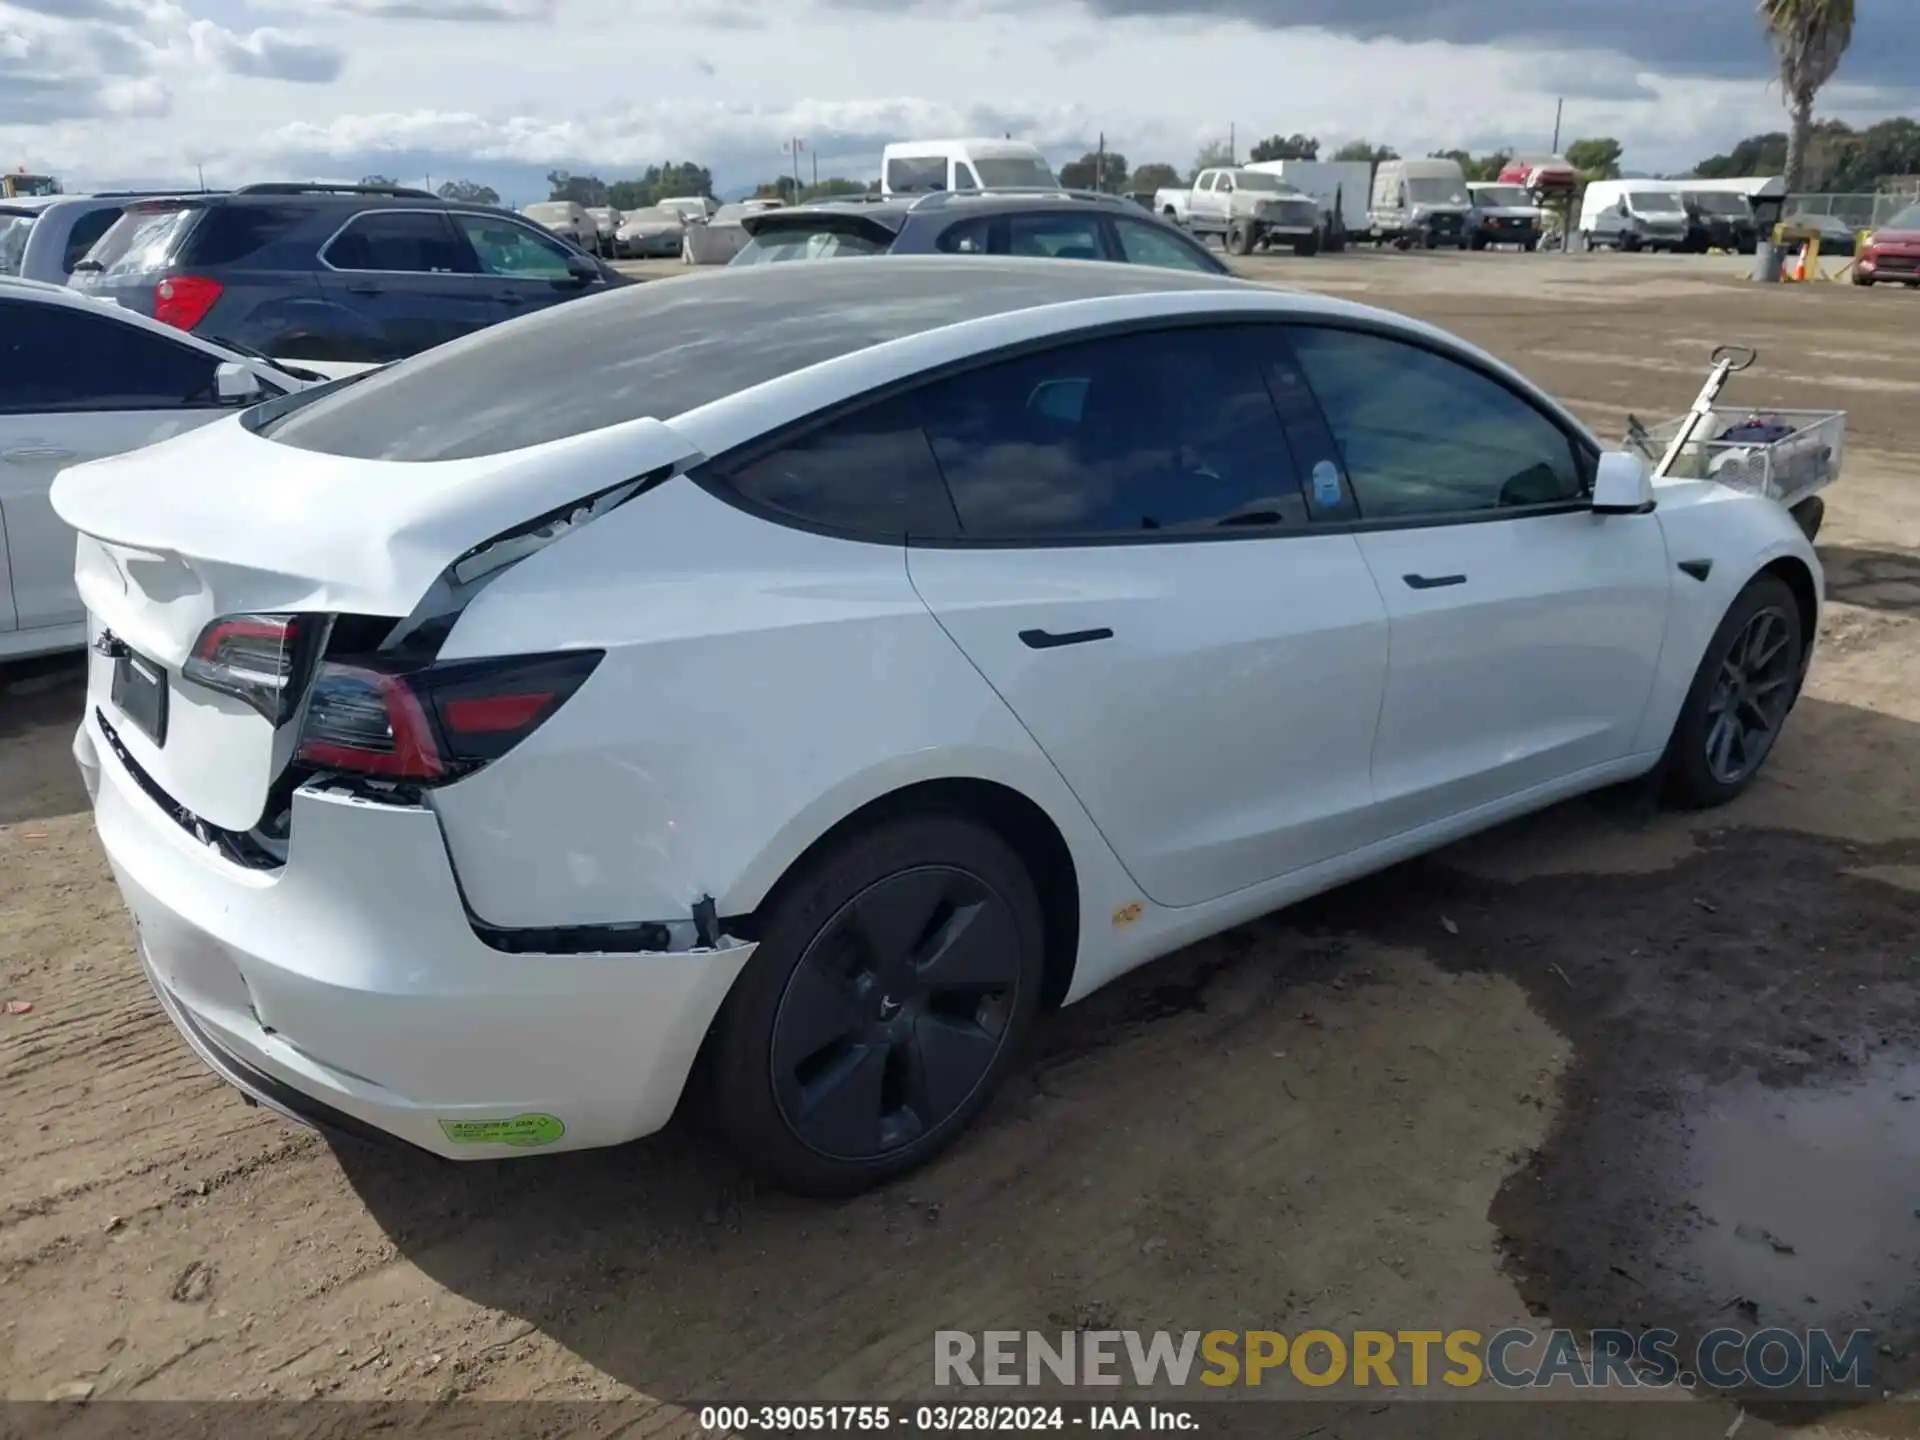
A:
1623;344;1845;515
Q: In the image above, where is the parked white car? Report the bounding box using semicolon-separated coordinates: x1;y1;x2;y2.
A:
615;206;687;259
0;277;361;661
57;257;1819;1195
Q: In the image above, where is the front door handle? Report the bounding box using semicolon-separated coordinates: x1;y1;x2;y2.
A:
2;445;77;464
1403;573;1466;590
1020;627;1113;650
344;283;382;296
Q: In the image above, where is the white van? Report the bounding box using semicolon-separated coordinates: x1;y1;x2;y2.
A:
1368;157;1472;248
880;139;1057;196
1578;180;1690;252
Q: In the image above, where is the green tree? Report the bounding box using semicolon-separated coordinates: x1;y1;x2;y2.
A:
604;163;715;211
1565;138;1625;180
546;169;609;206
360;173;398;188
1332;140;1398;164
436;179;500;206
1248;133;1319;162
1058;150;1129;191
1758;0;1856;190
1130;161;1184;193
1193;141;1234;173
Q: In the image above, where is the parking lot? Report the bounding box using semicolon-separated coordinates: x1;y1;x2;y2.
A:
5;248;1920;1431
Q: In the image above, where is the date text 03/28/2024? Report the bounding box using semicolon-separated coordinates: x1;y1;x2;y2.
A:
698;1405;1190;1432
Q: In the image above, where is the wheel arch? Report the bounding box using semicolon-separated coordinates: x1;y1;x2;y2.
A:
729;775;1084;1012
1758;553;1820;657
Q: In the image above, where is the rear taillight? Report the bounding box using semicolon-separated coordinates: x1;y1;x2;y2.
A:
295;650;602;783
154;274;222;330
183;613;311;722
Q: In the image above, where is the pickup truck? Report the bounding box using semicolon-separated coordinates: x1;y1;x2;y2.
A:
1165;167;1323;256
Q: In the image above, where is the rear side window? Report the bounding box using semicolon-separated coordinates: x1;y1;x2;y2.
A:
61;207;122;272
917;326;1306;538
178;203;310;266
717;395;960;537
324;211;475;273
1007;213;1104;260
0;299;222;413
887;155;947;193
83;203;201;277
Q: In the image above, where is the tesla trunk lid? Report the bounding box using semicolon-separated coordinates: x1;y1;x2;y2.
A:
53;413;702;833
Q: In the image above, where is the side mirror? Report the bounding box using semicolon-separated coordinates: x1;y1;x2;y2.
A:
214;361;264;405
1593;450;1655;515
563;252;600;285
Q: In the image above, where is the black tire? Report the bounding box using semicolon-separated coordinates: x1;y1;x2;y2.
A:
1663;573;1805;810
1422;231;1438;250
1226;220;1254;256
708;812;1045;1195
1470;234;1488;251
1623;235;1643;253
1293;231;1321;258
1525;238;1540;252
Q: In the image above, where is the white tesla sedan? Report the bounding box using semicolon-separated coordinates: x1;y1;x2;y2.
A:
55;258;1820;1194
0;277;363;661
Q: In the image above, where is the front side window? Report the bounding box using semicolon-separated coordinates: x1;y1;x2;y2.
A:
324;211;474;274
718;394;959;537
452;213;575;279
1006;213;1104;260
887;155;948;193
1108;218;1222;273
1284;326;1587;520
1407;177;1470;206
916;326;1305;538
0;300;222;414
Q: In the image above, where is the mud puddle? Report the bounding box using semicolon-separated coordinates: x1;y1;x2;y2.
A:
1285;820;1920;1410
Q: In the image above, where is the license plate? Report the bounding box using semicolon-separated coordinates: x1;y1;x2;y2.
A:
111;649;169;747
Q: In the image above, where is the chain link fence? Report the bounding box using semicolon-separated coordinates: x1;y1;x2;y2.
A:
1785;193;1918;228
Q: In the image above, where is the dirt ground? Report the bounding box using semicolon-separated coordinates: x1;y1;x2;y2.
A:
5;249;1920;1436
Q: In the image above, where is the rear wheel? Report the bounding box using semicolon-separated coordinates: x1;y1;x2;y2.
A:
1663;574;1804;809
709;813;1045;1195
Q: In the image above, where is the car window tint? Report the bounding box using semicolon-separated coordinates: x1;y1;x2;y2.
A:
325;211;474;274
0;300;220;414
1007;213;1104;261
452;213;575;279
936;217;994;254
917;326;1305;538
180;203;309;266
1285;326;1586;520
1109;218;1220;273
887;156;947;193
62;207;121;272
719;394;960;537
85;203;201;277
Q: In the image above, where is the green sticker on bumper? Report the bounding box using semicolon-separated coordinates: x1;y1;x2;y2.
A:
439;1113;566;1147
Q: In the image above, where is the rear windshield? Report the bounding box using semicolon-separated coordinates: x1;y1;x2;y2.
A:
974;157;1056;188
0;211;33;275
82;203;202;277
731;220;896;264
254;258;1241;462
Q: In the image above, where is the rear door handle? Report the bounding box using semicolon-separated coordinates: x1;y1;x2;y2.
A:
344;283;382;296
1403;573;1466;590
2;445;77;464
1019;627;1113;650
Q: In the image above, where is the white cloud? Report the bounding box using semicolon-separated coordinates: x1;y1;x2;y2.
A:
0;0;1906;194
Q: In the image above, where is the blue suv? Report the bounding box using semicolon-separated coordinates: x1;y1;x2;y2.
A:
69;182;630;363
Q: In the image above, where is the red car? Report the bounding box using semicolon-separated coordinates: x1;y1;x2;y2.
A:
1497;154;1580;200
1854;203;1920;287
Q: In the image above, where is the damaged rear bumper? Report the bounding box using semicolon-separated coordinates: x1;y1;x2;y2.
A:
79;715;754;1159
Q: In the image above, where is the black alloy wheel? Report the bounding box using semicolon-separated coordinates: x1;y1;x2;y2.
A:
709;812;1045;1194
1665;573;1805;808
771;867;1021;1160
1701;605;1799;787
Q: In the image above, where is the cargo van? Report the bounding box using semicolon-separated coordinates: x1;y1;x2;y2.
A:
1368;157;1471;248
1578;180;1691;252
880;139;1057;196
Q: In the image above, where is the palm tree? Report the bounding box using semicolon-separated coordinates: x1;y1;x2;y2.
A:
1757;0;1855;191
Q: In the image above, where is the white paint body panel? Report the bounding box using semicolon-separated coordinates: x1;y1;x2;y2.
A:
57;267;1825;1155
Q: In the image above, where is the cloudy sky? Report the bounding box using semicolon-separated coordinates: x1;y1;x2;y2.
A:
2;0;1910;201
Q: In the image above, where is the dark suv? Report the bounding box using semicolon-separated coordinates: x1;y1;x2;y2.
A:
730;190;1231;275
69;182;630;363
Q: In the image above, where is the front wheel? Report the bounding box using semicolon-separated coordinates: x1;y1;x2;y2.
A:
1294;232;1321;258
708;812;1046;1195
1226;220;1255;256
1663;574;1805;809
